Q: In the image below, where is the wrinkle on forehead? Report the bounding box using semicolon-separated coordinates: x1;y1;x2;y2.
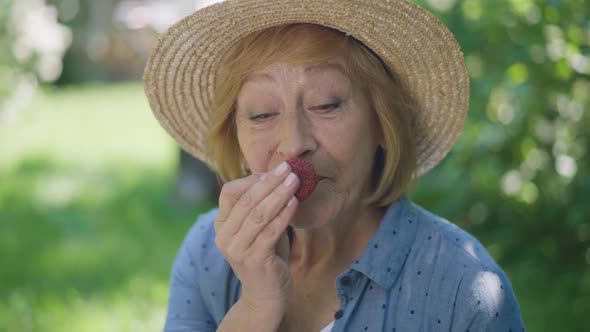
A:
304;61;349;77
242;60;350;86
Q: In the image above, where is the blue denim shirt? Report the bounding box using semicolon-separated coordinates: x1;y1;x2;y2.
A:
164;196;525;331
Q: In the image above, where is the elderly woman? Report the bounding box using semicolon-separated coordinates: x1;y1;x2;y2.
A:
144;0;524;331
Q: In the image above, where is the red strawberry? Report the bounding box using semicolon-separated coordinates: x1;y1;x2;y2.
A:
287;159;319;201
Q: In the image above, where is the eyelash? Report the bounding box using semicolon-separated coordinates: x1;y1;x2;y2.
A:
247;101;342;121
312;102;341;112
248;113;275;121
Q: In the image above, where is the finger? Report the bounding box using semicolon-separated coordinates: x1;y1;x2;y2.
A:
215;173;261;233
249;195;298;258
230;172;299;252
222;162;291;237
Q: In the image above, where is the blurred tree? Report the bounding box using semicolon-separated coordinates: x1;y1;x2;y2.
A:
48;0;200;84
173;149;218;208
0;0;71;123
46;0;219;207
410;0;590;329
2;1;588;328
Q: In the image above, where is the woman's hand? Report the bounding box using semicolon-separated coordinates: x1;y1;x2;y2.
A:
214;161;299;317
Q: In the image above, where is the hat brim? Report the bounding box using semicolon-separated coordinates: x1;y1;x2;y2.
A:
143;0;469;176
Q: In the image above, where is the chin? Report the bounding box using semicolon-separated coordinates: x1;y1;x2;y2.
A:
290;192;341;230
290;209;327;230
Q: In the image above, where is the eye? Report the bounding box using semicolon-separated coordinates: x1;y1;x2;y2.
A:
310;101;341;112
248;113;276;121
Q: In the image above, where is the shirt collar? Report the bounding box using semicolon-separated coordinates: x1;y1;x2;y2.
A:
351;195;418;290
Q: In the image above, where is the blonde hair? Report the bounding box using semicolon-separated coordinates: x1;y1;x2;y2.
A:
207;24;417;206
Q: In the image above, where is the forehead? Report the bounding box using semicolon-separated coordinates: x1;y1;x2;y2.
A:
242;61;350;85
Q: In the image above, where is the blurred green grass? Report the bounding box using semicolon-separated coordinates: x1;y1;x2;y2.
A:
0;83;212;332
0;83;585;331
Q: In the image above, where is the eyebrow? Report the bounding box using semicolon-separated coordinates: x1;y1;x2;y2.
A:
242;72;275;85
304;62;349;77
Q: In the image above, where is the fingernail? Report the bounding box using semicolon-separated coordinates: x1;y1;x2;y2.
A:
287;196;297;207
283;173;296;187
274;162;288;176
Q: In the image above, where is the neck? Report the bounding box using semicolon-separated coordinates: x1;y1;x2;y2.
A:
288;204;386;277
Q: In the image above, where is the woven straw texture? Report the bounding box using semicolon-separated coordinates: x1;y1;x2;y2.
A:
143;0;470;176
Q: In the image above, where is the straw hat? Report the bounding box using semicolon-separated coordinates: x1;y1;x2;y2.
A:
143;0;469;176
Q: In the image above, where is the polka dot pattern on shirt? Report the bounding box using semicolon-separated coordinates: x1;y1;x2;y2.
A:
163;198;524;332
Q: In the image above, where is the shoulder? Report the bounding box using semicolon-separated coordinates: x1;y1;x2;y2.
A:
408;201;525;330
172;208;223;286
175;207;234;279
172;208;220;273
171;208;241;322
409;200;498;270
179;208;219;261
455;267;524;331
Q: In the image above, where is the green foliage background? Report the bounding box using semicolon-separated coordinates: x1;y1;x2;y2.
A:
1;0;589;331
411;0;590;330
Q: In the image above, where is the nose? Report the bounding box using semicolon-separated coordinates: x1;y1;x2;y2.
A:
276;110;316;160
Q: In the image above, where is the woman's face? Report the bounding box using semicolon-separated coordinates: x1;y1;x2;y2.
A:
235;60;382;229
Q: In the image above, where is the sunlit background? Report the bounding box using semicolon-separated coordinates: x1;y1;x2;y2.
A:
1;0;588;331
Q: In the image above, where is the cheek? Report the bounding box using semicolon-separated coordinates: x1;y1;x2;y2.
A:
314;119;379;190
317;118;375;163
237;126;276;173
